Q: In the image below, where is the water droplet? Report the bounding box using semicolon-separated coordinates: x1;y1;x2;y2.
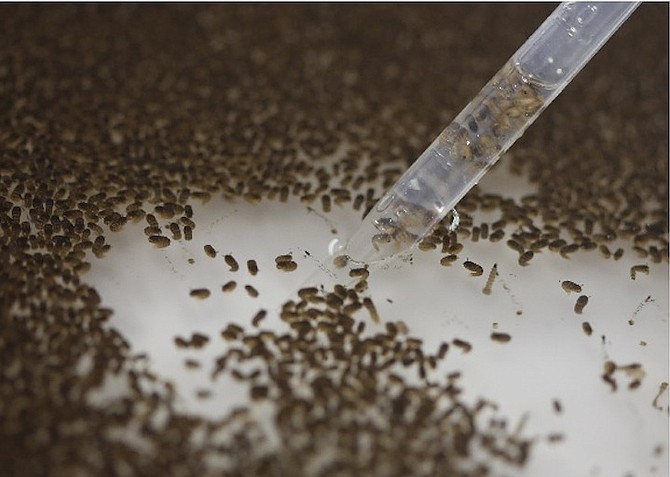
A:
328;237;345;256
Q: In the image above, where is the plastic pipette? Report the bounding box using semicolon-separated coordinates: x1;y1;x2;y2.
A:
334;2;639;267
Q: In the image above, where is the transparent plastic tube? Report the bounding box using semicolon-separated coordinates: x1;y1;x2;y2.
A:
336;2;639;266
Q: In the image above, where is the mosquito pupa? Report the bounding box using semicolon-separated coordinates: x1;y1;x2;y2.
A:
247;259;259;276
190;288;211;299
463;260;483;276
574;295;589;314
489;229;505;242
225;254;240;272
169;222;181;240
252;309;267;327
506;239;524;255
222;281;237;293
362;297;380;324
518;250;534;266
561;280;582;294
630;264;649;280
490;332;511;343
440;254;458;266
452;338;472;353
149;235;170;248
333;255;349;268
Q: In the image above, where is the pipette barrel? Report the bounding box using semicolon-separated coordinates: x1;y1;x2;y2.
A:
338;2;639;266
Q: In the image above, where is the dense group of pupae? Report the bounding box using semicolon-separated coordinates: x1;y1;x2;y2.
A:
1;4;666;476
